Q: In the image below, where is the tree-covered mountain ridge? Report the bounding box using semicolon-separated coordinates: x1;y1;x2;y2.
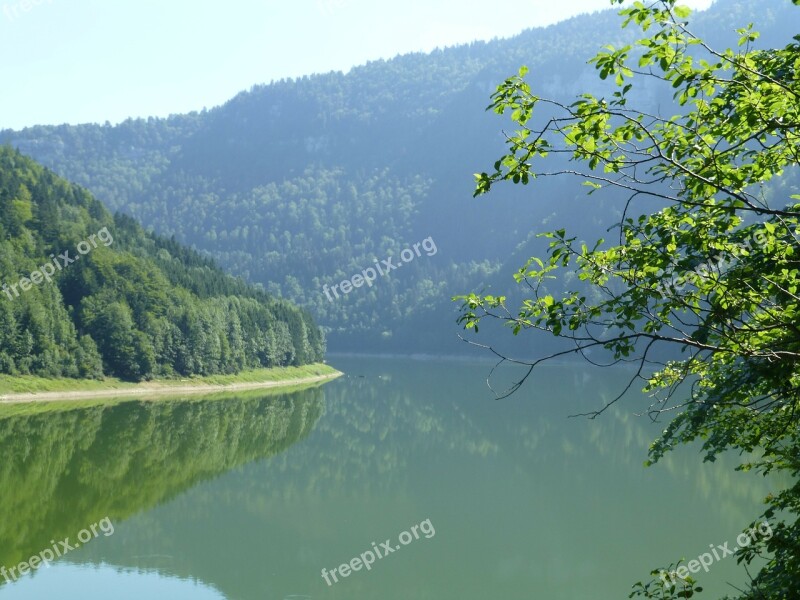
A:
0;147;324;381
1;0;797;353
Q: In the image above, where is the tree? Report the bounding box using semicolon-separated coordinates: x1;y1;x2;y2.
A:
0;147;326;381
81;295;154;381
455;1;800;597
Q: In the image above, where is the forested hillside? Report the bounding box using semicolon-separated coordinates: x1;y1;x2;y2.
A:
2;0;796;353
0;147;324;381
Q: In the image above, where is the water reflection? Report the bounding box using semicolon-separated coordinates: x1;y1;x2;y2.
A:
0;359;785;600
0;385;324;578
0;564;225;600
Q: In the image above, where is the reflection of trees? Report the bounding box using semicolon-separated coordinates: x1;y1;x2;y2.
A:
7;360;780;600
0;386;324;572
293;363;783;523
74;362;782;600
245;373;502;501
253;364;778;515
492;364;786;525
0;361;783;600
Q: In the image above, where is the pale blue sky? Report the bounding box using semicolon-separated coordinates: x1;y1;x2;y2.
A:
0;0;711;130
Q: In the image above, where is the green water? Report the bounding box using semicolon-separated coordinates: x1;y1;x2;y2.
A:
0;357;780;599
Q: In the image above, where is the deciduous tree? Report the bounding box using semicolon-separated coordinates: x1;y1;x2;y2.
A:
456;1;800;596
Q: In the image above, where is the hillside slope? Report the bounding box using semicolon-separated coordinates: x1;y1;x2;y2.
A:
2;0;797;353
0;147;324;381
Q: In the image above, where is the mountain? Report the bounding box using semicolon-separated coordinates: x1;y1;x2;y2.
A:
0;147;324;381
2;0;796;354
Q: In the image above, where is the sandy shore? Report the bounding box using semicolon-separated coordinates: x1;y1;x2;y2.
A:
0;372;343;404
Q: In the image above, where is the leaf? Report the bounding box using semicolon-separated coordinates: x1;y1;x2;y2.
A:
673;5;692;18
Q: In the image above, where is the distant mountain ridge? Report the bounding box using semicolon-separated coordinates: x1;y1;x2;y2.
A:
2;0;796;354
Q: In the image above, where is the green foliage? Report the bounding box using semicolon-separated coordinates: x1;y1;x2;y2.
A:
3;1;796;353
0;8;643;351
0;387;324;573
0;148;325;381
457;1;800;597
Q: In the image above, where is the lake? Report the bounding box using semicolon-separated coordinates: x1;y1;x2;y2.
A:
0;356;779;599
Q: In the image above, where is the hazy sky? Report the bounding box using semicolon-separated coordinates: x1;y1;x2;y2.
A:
0;0;712;129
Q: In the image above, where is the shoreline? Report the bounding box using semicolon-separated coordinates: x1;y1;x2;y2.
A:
0;369;343;404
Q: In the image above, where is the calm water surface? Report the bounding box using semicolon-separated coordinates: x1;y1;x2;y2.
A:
0;357;780;599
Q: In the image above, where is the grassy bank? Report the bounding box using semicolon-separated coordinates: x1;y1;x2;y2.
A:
0;363;341;398
0;377;336;418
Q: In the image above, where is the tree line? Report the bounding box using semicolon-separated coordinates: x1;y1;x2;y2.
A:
0;147;324;381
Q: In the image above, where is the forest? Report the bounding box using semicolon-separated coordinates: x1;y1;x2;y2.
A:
0;147;324;381
1;0;799;598
5;0;794;353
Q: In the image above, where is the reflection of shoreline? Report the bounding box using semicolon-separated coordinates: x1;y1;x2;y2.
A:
0;387;326;573
0;371;341;404
0;564;227;599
